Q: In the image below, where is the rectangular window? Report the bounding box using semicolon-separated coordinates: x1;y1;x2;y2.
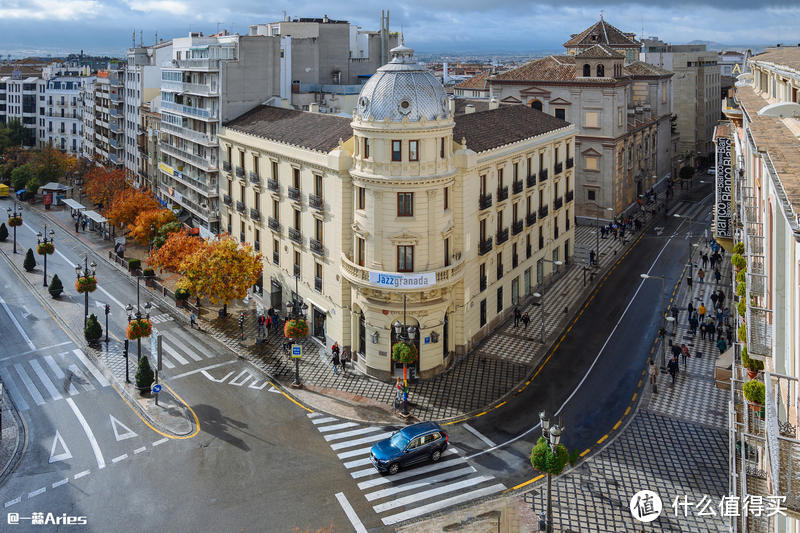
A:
293;209;301;231
315;218;323;241
397;245;414;272
513;163;518;180
392;140;402;161
555;108;566;120
440;137;445;158
293;167;300;189
584;111;600;128
356;237;365;266
273;239;279;265
588;189;596;201
480;174;487;196
363;138;370;159
496;287;503;313
497;168;504;187
357;186;366;210
409;140;419;161
444;238;450;267
252;155;259;176
443;186;449;210
273;199;279;220
480;299;487;327
272;160;278;180
226;145;232;163
554;147;559;164
315;263;323;293
314;174;323;199
397;192;413;216
585;156;599;171
294;251;301;274
239;150;245;168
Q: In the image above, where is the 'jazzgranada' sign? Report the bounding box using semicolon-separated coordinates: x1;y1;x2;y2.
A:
368;271;436;289
715;137;732;238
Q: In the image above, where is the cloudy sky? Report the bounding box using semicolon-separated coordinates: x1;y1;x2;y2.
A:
0;0;798;57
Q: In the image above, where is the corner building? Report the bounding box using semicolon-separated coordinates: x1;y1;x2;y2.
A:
219;44;576;379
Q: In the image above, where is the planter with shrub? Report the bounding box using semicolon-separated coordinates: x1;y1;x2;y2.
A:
48;274;63;298
75;275;97;293
7;216;22;228
126;317;153;340
37;241;54;255
174;287;190;307
134;355;155;395
23;248;36;271
127;258;141;273
84;313;103;344
743;379;765;417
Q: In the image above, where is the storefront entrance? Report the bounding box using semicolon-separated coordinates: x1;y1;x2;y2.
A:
312;307;326;341
270;280;282;309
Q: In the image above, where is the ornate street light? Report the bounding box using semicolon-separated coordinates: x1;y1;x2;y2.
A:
538;411;565;533
36;225;55;286
75;256;97;327
393;296;418;416
6;202;22;254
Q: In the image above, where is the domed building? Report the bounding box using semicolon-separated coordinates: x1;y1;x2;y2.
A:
219;43;577;379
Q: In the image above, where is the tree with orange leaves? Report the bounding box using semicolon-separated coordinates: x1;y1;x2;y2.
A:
147;230;205;273
129;208;177;246
83;166;127;210
105;188;161;228
179;236;262;315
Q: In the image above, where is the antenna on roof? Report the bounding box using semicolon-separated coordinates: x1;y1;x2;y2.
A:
600;9;604;21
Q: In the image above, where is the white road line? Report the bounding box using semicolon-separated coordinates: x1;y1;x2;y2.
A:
248;378;270;390
133;447;147;454
311;416;338;425
14;363;45;405
29;359;63;401
330;432;393;451
28;487;46;498
73;470;90;480
0;369;29;411
343;457;374;469
66;398;105;469
95;285;125;310
318;422;361;433
52;479;69;488
365;464;475;502
161;342;190;365
463;423;497;448
374;475;494;513
111;454;128;464
337;446;374;460
15;341;72;357
201;369;234;383
380;483;506;526
0;295;36;350
43;354;65;379
229;370;251;386
325;426;382;442
68;364;94;392
152;438;168;447
167;328;217;359
5;497;20;508
167;340;202;362
307;412;323;418
171;361;235;380
357;453;463;490
334;492;367;533
71;349;110;387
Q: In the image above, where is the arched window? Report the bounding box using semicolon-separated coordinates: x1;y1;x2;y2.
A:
583;64;591;77
530;100;543;111
597;64;605;77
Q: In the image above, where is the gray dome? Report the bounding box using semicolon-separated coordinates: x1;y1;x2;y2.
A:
355;43;449;123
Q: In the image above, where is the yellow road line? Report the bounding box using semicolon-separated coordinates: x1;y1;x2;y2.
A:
624;406;631;416
613;420;622;430
509;474;545;491
632;392;638;402
637;379;642;388
597;434;609;444
495;401;507;408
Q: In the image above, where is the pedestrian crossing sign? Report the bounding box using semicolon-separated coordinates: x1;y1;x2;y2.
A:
291;344;303;358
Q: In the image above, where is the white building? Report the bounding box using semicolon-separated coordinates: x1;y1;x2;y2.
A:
80;67;125;166
43;76;89;154
0;75;44;147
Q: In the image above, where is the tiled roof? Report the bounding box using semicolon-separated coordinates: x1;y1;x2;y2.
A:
563;19;641;48
452;98;511;115
736;86;800;216
624;61;673;78
453;105;571;153
750;47;800;72
575;44;624;59
491;56;576;82
224;105;352;153
454;70;491;91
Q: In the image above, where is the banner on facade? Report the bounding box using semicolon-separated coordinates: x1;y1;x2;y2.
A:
715;137;732;238
368;271;436;289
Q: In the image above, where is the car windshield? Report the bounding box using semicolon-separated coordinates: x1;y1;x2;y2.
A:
390;432;410;449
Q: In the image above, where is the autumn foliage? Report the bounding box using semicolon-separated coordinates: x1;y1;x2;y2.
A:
179;236;261;307
147;231;205;273
83;166;127;210
128;208;177;246
105;188;161;229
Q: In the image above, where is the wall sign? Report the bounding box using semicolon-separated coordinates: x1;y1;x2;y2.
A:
368;271;436;289
715;137;732;239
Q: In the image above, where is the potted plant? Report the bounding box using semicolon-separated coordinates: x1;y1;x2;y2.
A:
736;281;746;298
134;355;155;395
174;287;190;307
127;317;153;340
37;241;55;256
284;317;309;339
48;273;63;299
7;215;22;228
736;269;746;284
0;223;7;242
738;323;747;343
23;248;36;272
75;274;97;293
84;313;103;344
733;242;745;255
731;253;746;271
743;379;765;417
737;299;746;317
127;258;141;274
740;346;763;379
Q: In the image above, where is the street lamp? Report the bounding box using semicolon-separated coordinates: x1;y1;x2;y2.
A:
393;295;417;416
532;292;546;344
588;202;614;267
36;225;55;287
149;224;156;253
641;273;668;369
126;275;152;363
286;272;308;387
75;256;97;327
539;411;565;533
6;202;22;254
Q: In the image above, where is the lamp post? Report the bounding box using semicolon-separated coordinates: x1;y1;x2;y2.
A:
393;295;418;416
126;273;152;362
673;213;701;280
75;256;97;327
36;225;55;286
641;273;668;369
532;292;546;344
539;411;564;533
149;224;156;253
587;201;613;267
286;272;308;387
6;202;22;254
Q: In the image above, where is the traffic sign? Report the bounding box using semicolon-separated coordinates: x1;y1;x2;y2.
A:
152;384;162;393
291;344;303;358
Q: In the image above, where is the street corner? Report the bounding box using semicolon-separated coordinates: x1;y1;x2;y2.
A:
0;387;26;487
113;379;198;440
293;384;407;427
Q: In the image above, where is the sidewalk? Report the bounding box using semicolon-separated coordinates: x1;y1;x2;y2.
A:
0;386;23;485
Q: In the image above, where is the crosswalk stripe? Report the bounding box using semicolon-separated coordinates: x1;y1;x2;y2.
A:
14;363;45;405
161;342;189;365
44;356;78;395
374;475;494;513
0;368;29;411
318;421;357;432
68;364;96;392
28;359;62;401
330;431;393;451
357;453;463;490
364;464;474;502
311;417;338;425
380;483;506;526
168;327;217;359
343;457;374;469
337;446;373;460
325;427;382;442
71;349;109;387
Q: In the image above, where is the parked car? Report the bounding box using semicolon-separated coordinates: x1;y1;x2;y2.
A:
370;421;448;475
707;167;716;176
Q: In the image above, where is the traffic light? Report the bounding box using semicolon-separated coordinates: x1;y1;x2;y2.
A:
105;304;110;315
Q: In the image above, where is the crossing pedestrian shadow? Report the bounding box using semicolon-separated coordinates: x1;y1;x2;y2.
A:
191;404;251;451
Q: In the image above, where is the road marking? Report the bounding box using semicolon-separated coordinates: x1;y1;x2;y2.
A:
311;416;338;425
71;349;110;387
334;492;367;533
343;457;374;469
28;487;46;498
5;497;20;508
624;406;632;416
580;449;591;457
171;361;235;380
73;470;90;480
613;420;622;430
49;430;73;463
66;398;105;469
167;327;217;359
13;341;72;358
597;434;609;444
381;484;506;526
29;359;63;401
337;446;373;460
307;412;323;418
319;421;359;432
14;363;45;405
0;369;29;411
52;479;69;488
110;415;138;441
67;364;94;392
201;369;234;383
248;378;269;390
133;447;147;454
0;295;36;350
229;370;251;386
330;431;393;450
95;285;125;310
152;437;168;447
356;452;463;490
374;475;494;513
111;454;128;464
43;355;78;394
162;342;189;365
364;463;474;502
325;426;381;442
463;423;497;448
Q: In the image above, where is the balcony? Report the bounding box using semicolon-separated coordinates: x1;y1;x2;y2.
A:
160;122;217;146
314;277;323;293
249;171;260;185
527;174;536;188
497;186;509;202
310;238;324;256
309;193;323;210
268;217;280;232
566;157;573;169
539;205;549;218
294;263;301;276
288;186;300;201
526;212;537;227
174;58;221;70
162;80;217;96
539;169;548;182
496;264;504;280
109;122;121;134
160;143;216;171
268;179;279;192
512;180;523;195
512;220;523;236
554;162;563;175
223;194;231;206
272;251;279;266
223;161;231;172
479;193;493;210
235;166;244;178
554;196;563;210
109;153;121;165
340;252;466;290
566;190;574;203
496;227;509;245
235;201;245;213
479;237;493;256
748;255;766;297
288;227;302;244
746;304;773;358
160;100;216;120
250;208;260;222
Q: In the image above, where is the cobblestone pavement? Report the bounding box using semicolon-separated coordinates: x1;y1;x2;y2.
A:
0;396;21;483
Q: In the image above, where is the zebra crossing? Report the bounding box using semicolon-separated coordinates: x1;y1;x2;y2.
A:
106;326;221;372
308;412;506;527
0;349;109;411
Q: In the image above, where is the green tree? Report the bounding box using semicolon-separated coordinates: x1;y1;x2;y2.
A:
48;273;63;298
23;248;36;271
6;119;25;147
10;163;33;191
84;313;102;342
153;220;181;248
679;166;694;181
0;163;13;184
135;355;155;392
26;175;41;195
530;436;570;476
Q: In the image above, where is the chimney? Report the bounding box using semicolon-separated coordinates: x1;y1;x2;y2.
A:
465;104;475;114
308;102;320;113
448;97;455;115
323;14;329;23
489;97;499;110
443;62;449;84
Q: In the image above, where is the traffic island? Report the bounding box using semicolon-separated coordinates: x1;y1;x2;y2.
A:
116;380;195;437
0;386;25;487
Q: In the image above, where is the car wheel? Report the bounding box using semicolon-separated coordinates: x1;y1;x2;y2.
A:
388;462;399;475
431;449;441;462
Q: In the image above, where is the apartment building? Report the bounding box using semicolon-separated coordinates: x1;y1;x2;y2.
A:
140;101;162;193
42;75;88;154
0;75;44;147
726;46;800;532
80;67;125;166
218;43;576;379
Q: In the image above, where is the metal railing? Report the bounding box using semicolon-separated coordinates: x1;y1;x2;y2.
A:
160;143;216;171
497;186;509;202
526;212;537;227
479;237;493;256
288;227;302;244
249;208;260;221
309;194;323;210
268;179;279;192
235;201;245;213
310;238;324;256
496;227;509;244
539;169;548;182
160;100;216;120
235;166;244;178
314;277;322;292
223;194;231;206
512;180;523;194
527;174;536;188
479;193;492;210
160;122;217;146
539;205;549;218
268;217;280;232
746;304;773;358
566;157;573;169
512;220;523;235
554;196;563;210
249;171;260;185
554;162;563;175
223;161;231;172
288;186;300;201
566;190;574;203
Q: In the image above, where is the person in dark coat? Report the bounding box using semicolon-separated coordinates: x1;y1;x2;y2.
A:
667;356;680;383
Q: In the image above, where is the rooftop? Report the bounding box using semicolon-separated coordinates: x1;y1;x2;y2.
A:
563;19;641;49
491;56;670;83
453;105;572;153
750;46;800;73
574;44;624;59
454;70;491;91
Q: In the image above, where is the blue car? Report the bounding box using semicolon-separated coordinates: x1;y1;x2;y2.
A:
370;421;448;475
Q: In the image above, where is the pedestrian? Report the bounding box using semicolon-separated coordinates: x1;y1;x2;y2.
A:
670;340;681;361
341;349;350;375
726;326;733;346
716;337;727;354
273;310;281;332
700;321;707;340
75;219;80;233
689;316;698;335
687;301;694;317
513;306;521;327
589;250;596;266
680;343;690;368
702;254;708;268
671;307;679;323
714;269;721;284
81;217;87;232
522;312;530;328
710;292;718;308
717;290;726;307
265;313;272;334
331;343;341;376
698;302;706;321
190;312;197;329
723;307;730;326
687;274;692;288
697;268;705;283
707;319;716;339
667;356;679;383
648;358;658;388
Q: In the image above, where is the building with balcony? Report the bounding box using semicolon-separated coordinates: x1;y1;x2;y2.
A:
218;42;576;380
487;18;673;220
726;46;800;532
0;74;44;147
42;75;89;154
80;67;125;166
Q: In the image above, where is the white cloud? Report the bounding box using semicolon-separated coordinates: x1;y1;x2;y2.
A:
0;0;102;20
125;0;189;15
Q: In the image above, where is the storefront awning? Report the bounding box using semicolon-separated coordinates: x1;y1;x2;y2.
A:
83;210;108;224
62;199;86;210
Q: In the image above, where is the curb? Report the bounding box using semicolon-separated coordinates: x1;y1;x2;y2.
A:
0;385;27;489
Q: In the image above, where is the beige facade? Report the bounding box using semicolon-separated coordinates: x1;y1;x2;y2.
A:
218;45;576;380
